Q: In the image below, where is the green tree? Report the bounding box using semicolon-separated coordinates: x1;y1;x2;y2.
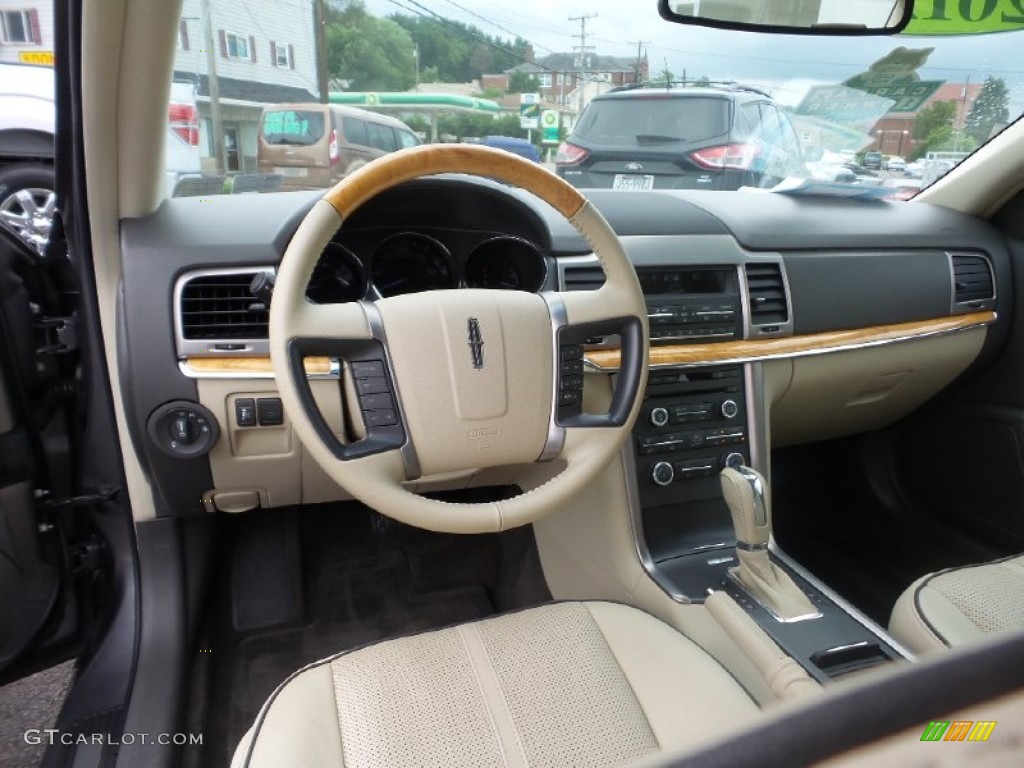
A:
390;15;530;82
653;68;674;85
965;76;1010;143
912;100;956;143
507;71;540;94
325;2;415;91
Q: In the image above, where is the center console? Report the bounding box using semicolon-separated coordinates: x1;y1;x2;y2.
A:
627;264;906;684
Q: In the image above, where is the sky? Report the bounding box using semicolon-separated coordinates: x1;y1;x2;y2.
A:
365;0;1024;115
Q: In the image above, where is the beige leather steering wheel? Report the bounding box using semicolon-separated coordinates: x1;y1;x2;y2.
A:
270;144;648;533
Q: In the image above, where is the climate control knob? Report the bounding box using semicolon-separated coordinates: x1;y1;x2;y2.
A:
720;399;739;419
651;461;675;486
722;452;746;470
649;407;670;427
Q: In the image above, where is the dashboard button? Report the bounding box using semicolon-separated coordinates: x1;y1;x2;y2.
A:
235;398;257;427
363;409;398;428
359;392;394;411
351;361;385;378
257;398;284;426
355;377;390;396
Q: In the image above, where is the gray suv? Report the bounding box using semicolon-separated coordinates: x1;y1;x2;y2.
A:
556;82;806;191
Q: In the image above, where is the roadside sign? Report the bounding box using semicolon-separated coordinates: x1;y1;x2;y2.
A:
859;81;943;113
519;93;540;130
796;85;894;127
541;110;560;144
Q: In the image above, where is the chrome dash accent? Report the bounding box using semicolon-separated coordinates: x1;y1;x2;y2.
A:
537;291;568;462
173;266;275;358
735;540;768;552
361;301;422;481
621;441;696;604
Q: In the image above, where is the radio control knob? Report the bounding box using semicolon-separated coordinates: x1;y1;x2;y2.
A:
649;407;670;427
720;399;739;419
722;452;746;470
651;461;675;486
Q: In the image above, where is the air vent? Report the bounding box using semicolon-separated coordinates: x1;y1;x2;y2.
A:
562;264;606;291
179;272;269;341
951;253;994;307
745;263;789;326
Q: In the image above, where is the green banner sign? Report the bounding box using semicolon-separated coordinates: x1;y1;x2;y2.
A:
904;0;1024;35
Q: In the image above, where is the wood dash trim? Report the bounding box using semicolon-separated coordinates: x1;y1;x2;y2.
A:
183;356;333;375
585;311;996;370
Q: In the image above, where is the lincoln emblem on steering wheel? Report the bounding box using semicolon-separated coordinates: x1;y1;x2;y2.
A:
467;317;485;369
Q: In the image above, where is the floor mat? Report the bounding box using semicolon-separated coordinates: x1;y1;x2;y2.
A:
191;502;550;767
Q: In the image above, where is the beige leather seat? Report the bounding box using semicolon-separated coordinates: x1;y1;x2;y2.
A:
889;554;1024;654
232;601;763;767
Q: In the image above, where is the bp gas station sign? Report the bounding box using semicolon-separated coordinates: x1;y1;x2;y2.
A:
540;110;560;145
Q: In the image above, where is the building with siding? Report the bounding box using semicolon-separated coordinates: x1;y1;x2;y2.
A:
0;1;54;65
174;0;320;173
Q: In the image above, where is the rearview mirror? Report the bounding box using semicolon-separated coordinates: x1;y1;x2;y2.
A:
658;0;912;35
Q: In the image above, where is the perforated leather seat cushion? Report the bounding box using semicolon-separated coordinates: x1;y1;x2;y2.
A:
889;554;1024;654
232;601;762;768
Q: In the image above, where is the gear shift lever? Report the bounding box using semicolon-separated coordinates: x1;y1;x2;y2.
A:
720;466;818;621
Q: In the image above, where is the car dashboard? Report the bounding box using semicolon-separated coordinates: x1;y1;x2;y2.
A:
119;178;1008;535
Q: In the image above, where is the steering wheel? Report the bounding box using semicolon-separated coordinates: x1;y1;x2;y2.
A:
269;144;648;533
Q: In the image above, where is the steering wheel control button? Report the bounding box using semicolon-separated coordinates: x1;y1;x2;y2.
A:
649;407;670;427
354;376;390;396
651;461;675;486
256;398;284;426
350;361;385;378
363;409;398;428
147;401;220;458
719;399;740;419
235;398;257;427
560;344;584;361
560;358;584;377
559;390;583;407
359;393;394;411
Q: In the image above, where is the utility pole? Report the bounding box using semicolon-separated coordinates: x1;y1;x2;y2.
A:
628;40;650;84
201;0;224;174
315;0;329;102
570;13;597;117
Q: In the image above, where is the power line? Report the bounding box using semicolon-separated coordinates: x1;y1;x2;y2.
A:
435;0;555;54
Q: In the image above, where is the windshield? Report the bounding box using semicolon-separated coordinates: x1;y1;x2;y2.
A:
159;0;1023;201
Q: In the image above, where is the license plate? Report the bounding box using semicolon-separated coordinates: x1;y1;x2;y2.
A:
274;166;309;177
612;174;654;191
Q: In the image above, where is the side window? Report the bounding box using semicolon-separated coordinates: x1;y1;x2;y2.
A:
757;104;784;148
343;117;369;147
397;130;419;149
775;110;803;161
366;123;397;152
740;103;761;138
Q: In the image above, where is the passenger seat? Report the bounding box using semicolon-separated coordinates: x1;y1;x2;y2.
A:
889;554;1024;654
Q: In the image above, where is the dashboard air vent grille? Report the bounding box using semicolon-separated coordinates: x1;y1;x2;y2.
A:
745;263;788;325
952;254;994;305
180;273;269;340
563;265;606;291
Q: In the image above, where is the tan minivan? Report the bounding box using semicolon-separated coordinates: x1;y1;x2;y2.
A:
257;104;420;190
